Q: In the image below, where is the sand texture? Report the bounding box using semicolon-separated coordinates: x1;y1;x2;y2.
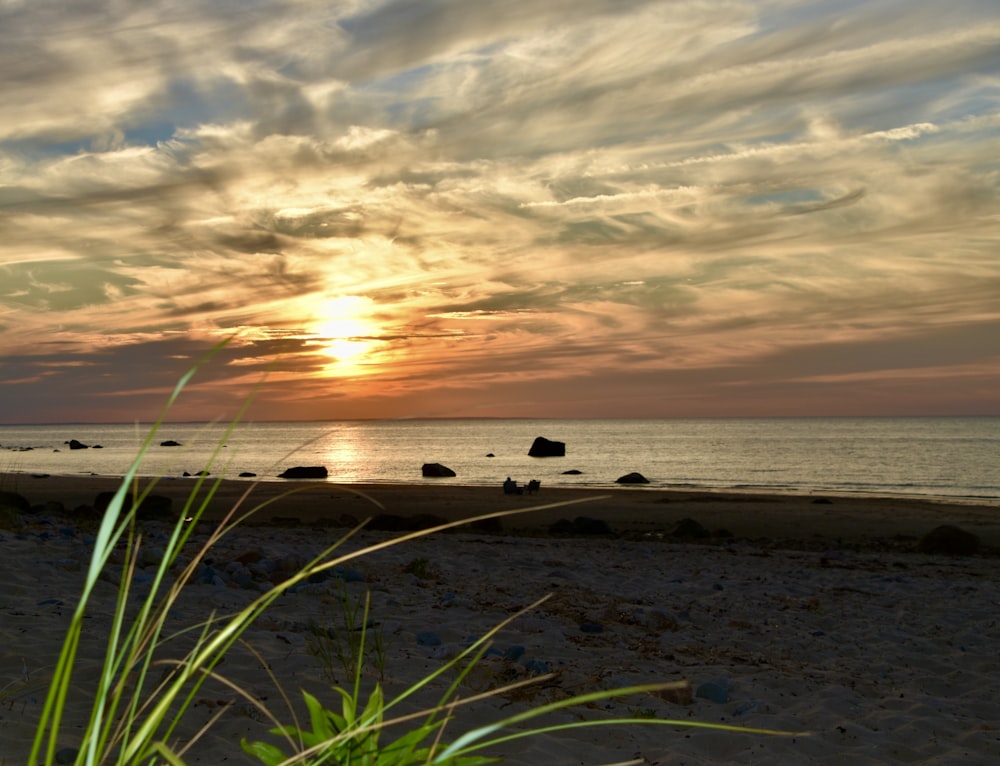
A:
2;474;999;764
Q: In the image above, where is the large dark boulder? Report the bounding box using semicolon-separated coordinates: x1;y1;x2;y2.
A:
65;439;89;450
279;466;329;479
528;436;565;457
421;463;456;477
616;472;650;484
916;524;980;555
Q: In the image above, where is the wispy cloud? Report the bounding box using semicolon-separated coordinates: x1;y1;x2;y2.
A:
1;0;998;421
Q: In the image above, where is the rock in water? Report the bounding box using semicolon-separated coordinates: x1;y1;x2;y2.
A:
421;463;456;477
616;471;650;484
528;436;565;457
278;466;329;479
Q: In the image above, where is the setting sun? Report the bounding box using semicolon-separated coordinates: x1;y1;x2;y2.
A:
313;296;380;372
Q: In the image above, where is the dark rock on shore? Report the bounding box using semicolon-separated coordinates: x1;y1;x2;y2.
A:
368;513;447;532
0;490;31;513
616;471;649;484
94;491;173;520
421;463;456;477
562;469;583;475
66;439;89;450
239;471;257;477
670;517;710;539
548;516;615;536
916;524;980;555
528;436;565;457
160;440;182;447
278;466;329;479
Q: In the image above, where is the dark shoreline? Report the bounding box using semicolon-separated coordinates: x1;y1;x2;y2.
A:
3;471;998;554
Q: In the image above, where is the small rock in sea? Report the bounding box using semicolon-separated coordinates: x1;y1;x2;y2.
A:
239;471;257;477
562;469;583;475
916;524;980;555
65;439;89;450
416;630;442;647
485;453;495;458
278;466;329;479
160;440;183;447
616;471;649;484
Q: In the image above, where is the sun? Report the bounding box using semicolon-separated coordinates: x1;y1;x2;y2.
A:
312;295;381;372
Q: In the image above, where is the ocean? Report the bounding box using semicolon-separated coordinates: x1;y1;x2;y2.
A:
1;417;997;503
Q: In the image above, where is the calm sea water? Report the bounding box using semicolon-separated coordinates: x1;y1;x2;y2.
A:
1;418;997;502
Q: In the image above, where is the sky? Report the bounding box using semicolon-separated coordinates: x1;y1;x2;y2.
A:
1;0;999;423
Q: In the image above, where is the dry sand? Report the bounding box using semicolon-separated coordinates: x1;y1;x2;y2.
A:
2;473;999;764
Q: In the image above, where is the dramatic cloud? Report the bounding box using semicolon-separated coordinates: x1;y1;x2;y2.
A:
1;0;998;421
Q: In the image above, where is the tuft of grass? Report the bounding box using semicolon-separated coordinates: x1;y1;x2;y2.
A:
403;556;434;580
29;343;805;765
305;587;390;686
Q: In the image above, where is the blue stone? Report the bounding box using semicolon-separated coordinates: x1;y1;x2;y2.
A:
416;631;442;647
523;659;550;675
695;680;731;704
342;568;366;583
504;645;526;661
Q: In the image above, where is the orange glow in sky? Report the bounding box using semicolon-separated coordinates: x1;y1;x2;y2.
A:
1;1;999;422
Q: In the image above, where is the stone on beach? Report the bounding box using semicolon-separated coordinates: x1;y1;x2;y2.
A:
916;524;980;555
670;517;711;539
548;516;616;536
94;491;173;520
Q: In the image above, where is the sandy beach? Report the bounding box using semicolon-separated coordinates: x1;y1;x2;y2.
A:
2;473;999;764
